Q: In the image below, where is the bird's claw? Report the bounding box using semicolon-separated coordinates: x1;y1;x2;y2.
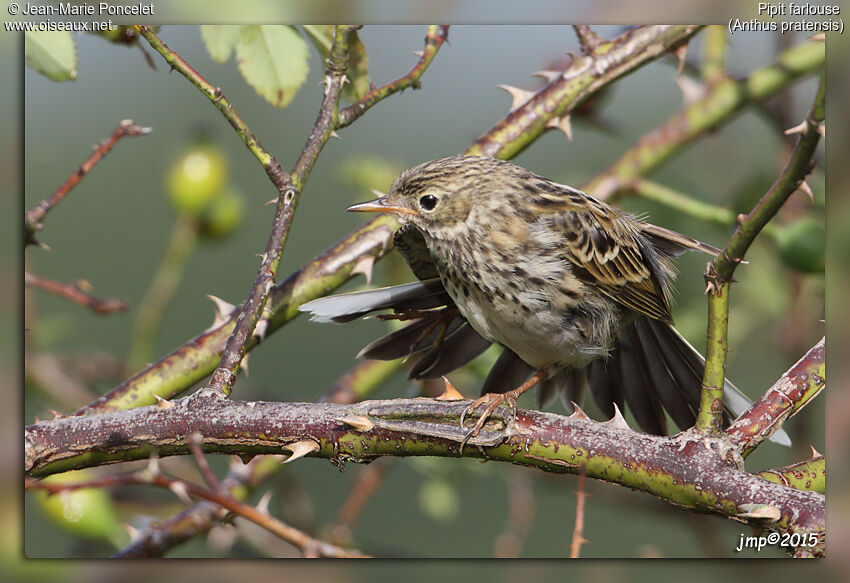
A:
458;392;516;453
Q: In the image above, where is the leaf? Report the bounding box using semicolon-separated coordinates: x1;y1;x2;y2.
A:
25;31;77;81
200;25;244;63
235;25;309;109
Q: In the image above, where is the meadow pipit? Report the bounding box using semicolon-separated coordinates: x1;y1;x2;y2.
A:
301;156;789;447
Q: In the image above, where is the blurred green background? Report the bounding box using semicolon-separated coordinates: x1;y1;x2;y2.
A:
20;23;824;564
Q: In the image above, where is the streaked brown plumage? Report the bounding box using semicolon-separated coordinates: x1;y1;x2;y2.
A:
301;155;789;446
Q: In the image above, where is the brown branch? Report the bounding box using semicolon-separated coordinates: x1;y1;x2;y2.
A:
26;395;824;555
337;25;450;128
113;455;284;558
206;26;358;396
25;119;151;246
725;338;825;457
706;72;824;288
26;466;367;558
569;470;589;558
25;273;129;314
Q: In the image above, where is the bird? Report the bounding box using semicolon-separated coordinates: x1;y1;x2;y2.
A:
300;155;790;447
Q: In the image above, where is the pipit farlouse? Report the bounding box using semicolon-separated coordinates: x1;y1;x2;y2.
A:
301;156;789;447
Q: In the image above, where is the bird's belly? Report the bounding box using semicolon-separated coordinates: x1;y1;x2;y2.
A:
442;275;605;371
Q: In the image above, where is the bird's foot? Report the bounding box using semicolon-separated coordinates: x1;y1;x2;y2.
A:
459;391;518;451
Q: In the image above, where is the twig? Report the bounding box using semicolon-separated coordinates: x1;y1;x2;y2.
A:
25;273;128;314
206;25;357;396
26;468;367;558
113;455;284;558
338;25;450;128
725;338;824;456
569;470;589;558
708;73;825;286
697;74;824;434
25;119;151;246
135;25;361;396
188;432;224;494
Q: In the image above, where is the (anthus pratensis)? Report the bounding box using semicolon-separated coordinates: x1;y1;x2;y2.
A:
301;155;789;447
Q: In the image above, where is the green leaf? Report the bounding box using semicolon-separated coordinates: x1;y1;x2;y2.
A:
235;25;309;109
200;25;244;63
25;31;77;82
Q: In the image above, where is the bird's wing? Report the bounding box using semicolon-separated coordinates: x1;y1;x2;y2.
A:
532;184;675;324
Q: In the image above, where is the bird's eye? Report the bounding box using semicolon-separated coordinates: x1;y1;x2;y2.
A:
419;194;439;211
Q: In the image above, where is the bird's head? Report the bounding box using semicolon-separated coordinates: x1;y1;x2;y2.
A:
346;155;516;236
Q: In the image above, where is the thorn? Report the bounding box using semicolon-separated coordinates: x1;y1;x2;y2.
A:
283;439;320;463
810;444;822;458
329;130;341;140
153;394;174;409
568;401;589;420
144;453;161;480
123;523;141;541
335;414;374;432
675;75;705;105
736;213;747;225
350;254;375;285
737;503;781;521
411;50;425;57
797;180;815;203
545;115;573;141
436;376;464;400
531;70;561;83
33;416;40;424
816;123;825;138
169;481;193;505
673;42;689;74
207;295;237;327
265;198;277;206
255;490;273;513
370;188;387;198
49;409;63;420
603;403;631;430
75;279;93;292
497;84;535;112
784;120;808;136
252;318;270;342
807;32;825;42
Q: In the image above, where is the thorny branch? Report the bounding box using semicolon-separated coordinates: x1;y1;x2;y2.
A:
25;273;129;314
25;463;367;558
697;73;825;434
25;119;151;247
25;395;824;556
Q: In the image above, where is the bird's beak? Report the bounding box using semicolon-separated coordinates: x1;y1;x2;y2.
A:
346;190;416;215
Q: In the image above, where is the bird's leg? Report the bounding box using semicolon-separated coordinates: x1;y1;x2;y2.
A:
459;370;549;450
